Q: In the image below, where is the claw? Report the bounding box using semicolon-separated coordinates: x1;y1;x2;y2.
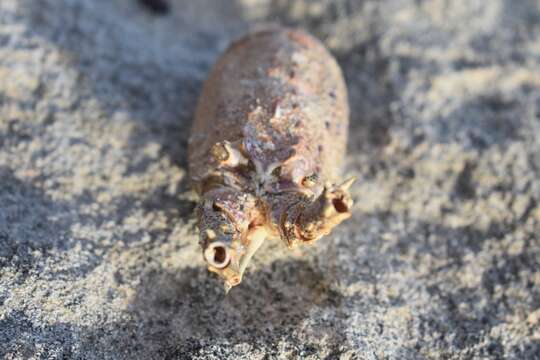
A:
197;187;266;291
338;176;356;191
296;177;355;243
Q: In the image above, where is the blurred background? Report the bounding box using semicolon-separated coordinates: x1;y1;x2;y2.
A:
0;0;539;358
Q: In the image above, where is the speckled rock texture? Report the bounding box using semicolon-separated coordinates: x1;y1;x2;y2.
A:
1;0;539;359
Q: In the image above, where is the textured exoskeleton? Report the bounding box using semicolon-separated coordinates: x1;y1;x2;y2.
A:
188;27;353;290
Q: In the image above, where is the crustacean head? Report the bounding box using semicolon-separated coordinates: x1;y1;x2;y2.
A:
196;137;355;291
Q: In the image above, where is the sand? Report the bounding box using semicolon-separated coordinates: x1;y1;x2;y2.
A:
1;0;539;358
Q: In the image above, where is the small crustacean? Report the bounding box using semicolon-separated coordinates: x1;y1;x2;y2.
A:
188;27;354;290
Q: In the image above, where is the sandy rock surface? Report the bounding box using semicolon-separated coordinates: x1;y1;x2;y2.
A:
1;0;539;359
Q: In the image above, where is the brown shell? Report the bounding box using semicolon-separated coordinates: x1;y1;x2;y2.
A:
188;27;349;192
188;27;352;289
